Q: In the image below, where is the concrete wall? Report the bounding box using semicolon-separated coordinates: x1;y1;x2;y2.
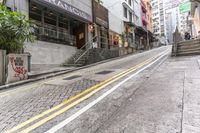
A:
109;12;124;34
6;0;29;16
25;41;76;71
102;0;134;22
0;50;6;85
134;0;142;26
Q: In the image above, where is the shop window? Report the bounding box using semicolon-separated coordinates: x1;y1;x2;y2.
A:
44;11;56;26
129;11;132;22
29;5;42;22
130;33;134;43
58;16;69;30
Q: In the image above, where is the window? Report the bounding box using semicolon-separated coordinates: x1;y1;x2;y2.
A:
123;6;127;18
135;15;139;24
129;11;132;22
128;0;132;6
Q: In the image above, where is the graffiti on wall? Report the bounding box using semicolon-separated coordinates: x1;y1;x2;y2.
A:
10;57;27;80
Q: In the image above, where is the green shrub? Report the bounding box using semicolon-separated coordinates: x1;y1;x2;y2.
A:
0;5;35;54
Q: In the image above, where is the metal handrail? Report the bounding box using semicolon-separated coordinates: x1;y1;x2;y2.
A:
74;36;98;64
78;36;98;51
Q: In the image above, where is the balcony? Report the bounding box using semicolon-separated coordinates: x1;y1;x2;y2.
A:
141;0;147;12
142;15;148;26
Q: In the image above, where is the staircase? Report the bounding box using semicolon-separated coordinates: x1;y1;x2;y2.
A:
63;35;121;67
64;36;97;67
176;39;200;56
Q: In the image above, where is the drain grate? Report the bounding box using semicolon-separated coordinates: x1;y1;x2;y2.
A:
63;75;82;80
96;70;114;75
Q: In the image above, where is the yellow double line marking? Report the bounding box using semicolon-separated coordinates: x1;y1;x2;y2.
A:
5;52;165;133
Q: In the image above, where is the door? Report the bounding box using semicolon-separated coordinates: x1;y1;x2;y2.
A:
74;23;86;49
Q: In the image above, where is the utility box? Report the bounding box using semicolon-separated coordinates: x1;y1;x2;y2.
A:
0;50;6;85
6;54;28;84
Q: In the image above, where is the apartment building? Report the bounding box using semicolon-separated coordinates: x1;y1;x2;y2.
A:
150;0;165;37
102;0;137;49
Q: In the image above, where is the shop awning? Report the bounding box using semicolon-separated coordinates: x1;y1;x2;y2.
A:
135;26;147;36
124;21;137;27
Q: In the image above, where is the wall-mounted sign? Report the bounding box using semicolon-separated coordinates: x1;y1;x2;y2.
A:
93;1;109;28
43;0;92;22
179;2;191;14
96;17;108;28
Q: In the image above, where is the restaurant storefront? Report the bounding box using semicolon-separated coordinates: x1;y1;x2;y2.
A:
3;0;93;70
29;0;93;49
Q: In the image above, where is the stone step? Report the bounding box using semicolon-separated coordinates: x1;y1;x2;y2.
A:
178;46;200;52
177;50;200;56
63;63;83;67
178;42;200;48
178;44;200;51
178;39;200;46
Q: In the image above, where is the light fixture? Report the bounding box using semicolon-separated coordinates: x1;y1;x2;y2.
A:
32;5;37;10
48;11;53;16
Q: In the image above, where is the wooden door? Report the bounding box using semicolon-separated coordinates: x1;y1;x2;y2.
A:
74;23;86;49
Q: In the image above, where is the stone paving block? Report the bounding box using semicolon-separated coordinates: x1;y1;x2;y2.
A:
0;78;100;132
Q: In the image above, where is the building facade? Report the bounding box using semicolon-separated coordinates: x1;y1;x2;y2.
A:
189;0;200;38
102;0;136;51
92;0;109;49
150;0;165;37
5;0;93;70
165;1;179;43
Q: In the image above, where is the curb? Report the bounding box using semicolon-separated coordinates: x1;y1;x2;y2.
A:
0;47;162;90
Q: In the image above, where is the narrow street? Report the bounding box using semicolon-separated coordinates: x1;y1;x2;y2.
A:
0;45;196;133
1;0;200;133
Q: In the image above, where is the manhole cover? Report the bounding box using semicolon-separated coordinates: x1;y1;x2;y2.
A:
63;75;82;80
96;70;114;75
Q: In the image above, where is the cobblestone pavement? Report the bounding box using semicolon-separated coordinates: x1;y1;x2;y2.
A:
0;46;169;132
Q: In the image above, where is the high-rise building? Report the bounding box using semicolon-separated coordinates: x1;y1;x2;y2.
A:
164;0;190;43
164;0;180;43
150;0;165;37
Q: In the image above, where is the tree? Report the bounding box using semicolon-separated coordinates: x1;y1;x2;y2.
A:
0;5;35;53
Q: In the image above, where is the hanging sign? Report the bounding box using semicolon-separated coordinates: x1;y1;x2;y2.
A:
179;2;191;14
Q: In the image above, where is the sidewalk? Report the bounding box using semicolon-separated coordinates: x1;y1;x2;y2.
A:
91;55;200;133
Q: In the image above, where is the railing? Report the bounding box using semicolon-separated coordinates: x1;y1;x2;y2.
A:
74;36;98;64
34;26;76;45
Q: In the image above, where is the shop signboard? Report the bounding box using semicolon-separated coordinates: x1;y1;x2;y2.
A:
93;1;109;28
42;0;92;22
179;2;191;14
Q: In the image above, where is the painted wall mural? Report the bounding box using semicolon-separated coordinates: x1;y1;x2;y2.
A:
6;54;28;84
9;57;27;80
